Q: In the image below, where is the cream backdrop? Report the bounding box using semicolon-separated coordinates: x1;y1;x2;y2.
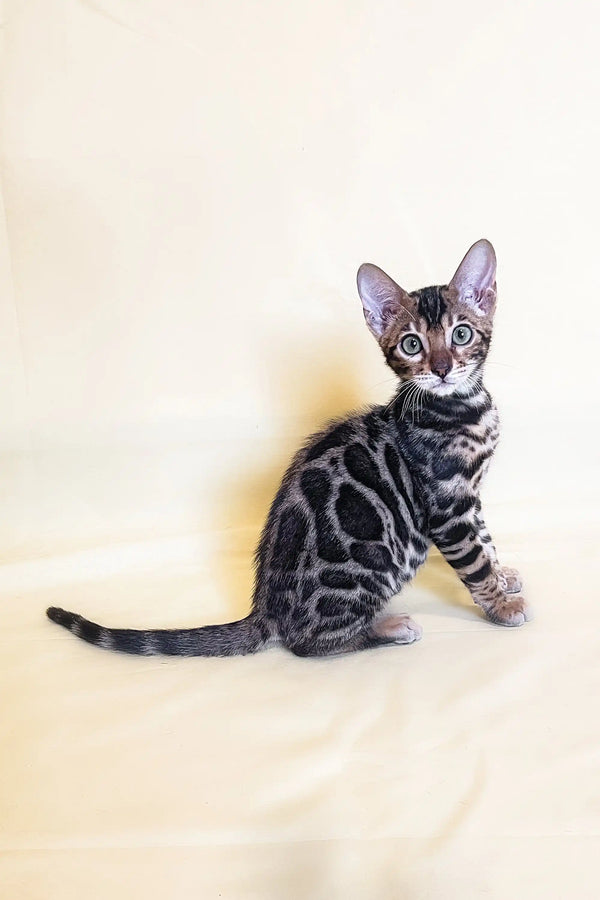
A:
1;1;599;898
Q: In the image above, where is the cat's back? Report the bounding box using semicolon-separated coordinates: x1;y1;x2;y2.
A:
281;404;425;533
298;405;404;476
256;405;421;549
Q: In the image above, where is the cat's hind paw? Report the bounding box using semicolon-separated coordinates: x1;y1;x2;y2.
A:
371;614;423;644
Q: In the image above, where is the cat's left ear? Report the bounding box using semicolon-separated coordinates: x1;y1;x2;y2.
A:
449;239;497;315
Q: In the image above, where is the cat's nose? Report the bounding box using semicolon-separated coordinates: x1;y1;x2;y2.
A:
431;360;452;380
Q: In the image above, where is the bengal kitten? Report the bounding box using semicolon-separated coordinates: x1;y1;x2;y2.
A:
47;239;529;658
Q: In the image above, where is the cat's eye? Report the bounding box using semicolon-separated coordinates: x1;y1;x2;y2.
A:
400;334;423;356
452;325;473;346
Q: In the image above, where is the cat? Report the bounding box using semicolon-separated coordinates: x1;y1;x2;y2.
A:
47;238;529;658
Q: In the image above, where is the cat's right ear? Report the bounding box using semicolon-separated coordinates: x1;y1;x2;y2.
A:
356;264;411;339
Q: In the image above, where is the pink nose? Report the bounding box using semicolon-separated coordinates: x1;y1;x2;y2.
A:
432;360;452;379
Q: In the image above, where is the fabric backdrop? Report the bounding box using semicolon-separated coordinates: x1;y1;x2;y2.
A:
1;1;599;897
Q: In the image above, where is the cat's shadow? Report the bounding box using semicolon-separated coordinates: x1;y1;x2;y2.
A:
207;345;481;624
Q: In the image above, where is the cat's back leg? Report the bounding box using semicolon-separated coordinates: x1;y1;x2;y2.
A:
281;581;423;657
285;604;423;657
255;417;428;658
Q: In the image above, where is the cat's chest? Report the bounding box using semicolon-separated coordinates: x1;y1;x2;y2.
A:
408;404;500;497
447;404;500;464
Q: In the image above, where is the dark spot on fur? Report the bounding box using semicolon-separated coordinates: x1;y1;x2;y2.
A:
267;593;291;616
357;573;386;594
301;468;349;563
384;444;418;524
317;595;349;617
344;443;380;488
435;521;471;545
351;599;370;617
291;606;311;624
455;496;476;516
431;455;464;480
269;571;298;591
299;577;318;601
464;559;492;584
406;440;429;463
351;542;394;572
316;529;350;563
320;568;357;590
301;468;331;508
272;506;307;570
429;496;474;530
305;423;355;462
336;483;383;541
365;415;384;450
344;443;411;543
447;545;482;570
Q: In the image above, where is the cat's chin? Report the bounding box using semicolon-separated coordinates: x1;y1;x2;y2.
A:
414;380;465;397
430;381;464;396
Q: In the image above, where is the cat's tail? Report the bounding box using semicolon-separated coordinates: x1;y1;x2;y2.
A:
46;606;272;657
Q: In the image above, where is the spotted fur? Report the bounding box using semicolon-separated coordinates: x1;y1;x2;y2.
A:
47;239;528;657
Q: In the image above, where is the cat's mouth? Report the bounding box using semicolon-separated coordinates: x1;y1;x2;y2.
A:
429;380;460;395
410;367;477;397
431;377;466;395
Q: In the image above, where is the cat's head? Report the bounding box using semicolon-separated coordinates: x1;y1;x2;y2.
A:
357;239;497;396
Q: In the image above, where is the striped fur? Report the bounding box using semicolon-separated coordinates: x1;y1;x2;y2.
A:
47;239;528;657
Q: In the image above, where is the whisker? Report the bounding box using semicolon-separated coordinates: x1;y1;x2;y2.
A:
398;383;413;420
367;376;400;392
383;380;410;416
401;382;419;422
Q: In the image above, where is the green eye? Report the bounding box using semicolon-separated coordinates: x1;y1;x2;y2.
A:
452;324;473;346
400;334;423;356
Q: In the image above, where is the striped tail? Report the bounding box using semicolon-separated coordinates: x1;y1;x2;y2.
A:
46;607;271;657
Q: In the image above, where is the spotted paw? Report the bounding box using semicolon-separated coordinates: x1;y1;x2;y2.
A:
485;595;531;627
497;566;523;594
372;614;423;644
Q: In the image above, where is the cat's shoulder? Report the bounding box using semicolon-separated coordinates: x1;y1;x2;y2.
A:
299;406;389;466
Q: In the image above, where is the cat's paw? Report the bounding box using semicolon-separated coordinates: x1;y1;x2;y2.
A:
497;566;523;594
485;595;531;627
372;614;423;644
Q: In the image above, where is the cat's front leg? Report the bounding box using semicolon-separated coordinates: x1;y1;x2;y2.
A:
431;502;530;627
473;498;522;594
473;497;498;562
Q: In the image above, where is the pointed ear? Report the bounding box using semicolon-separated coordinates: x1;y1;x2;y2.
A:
357;263;412;339
449;239;497;315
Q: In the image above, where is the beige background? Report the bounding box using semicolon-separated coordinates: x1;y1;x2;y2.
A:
1;1;599;897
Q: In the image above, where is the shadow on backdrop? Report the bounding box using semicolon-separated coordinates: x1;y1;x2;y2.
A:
209;338;366;620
